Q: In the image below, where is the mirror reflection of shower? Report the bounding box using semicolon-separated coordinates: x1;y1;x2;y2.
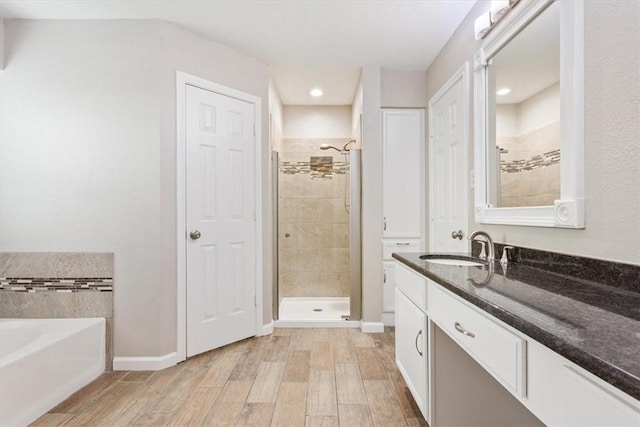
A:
321;139;355;213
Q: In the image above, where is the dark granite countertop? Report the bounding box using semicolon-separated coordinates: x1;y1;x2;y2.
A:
392;252;640;401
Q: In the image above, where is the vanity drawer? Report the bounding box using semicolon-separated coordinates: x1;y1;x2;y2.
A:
383;240;422;260
429;283;526;396
394;262;427;311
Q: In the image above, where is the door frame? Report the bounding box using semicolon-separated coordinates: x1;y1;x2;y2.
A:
427;62;470;251
176;71;263;363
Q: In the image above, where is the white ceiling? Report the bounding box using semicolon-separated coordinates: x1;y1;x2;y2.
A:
0;0;476;105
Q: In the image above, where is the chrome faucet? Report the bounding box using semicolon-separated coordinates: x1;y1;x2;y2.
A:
468;230;495;261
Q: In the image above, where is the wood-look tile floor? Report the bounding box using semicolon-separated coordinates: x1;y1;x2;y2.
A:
32;328;428;427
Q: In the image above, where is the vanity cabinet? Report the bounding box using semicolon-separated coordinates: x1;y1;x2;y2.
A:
380;109;425;326
395;289;429;421
394;259;640;427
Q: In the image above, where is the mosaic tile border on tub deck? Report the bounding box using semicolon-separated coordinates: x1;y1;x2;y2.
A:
0;277;113;292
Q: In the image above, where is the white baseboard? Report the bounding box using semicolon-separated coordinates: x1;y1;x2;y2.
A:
382;312;395;326
113;351;180;371
260;320;275;336
275;319;361;328
360;321;385;333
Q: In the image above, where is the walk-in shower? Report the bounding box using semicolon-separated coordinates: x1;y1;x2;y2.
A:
273;138;361;326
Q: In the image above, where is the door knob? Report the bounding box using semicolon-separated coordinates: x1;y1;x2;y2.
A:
451;230;464;240
189;230;202;240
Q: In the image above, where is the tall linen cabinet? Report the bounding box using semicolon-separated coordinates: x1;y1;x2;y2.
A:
381;109;425;326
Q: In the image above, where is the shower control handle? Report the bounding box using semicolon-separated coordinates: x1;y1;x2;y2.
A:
189;230;202;240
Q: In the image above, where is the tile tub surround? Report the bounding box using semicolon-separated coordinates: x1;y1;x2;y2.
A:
278;138;351;299
392;252;640;400
0;252;114;370
0;252;113;278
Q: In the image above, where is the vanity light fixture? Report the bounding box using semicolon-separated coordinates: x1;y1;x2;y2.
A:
474;11;492;40
490;0;511;23
496;87;511;96
475;0;520;40
310;88;323;97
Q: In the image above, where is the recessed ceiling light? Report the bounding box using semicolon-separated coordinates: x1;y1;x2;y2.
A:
496;87;511;96
310;88;323;97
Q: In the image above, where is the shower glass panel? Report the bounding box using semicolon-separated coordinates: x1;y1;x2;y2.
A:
277;138;353;321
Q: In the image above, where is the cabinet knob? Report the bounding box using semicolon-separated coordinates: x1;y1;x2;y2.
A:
451;230;464;240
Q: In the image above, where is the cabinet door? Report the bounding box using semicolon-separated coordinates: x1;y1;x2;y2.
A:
382;262;396;313
382;109;424;238
528;339;640;426
395;289;429;419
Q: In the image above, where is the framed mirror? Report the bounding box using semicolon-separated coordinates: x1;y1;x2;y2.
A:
474;0;584;228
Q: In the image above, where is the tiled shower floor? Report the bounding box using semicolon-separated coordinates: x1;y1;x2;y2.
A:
279;297;350;321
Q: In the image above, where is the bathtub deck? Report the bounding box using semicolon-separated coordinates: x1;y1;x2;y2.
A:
31;327;427;426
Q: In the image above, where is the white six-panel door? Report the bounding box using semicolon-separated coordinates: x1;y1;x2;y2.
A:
186;85;256;357
429;66;469;252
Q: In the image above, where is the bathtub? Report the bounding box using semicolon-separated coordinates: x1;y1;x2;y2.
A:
0;318;105;427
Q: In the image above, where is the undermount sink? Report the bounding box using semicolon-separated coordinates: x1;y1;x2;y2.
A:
419;255;484;267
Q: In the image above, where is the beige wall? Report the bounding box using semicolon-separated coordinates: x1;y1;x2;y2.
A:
351;78;363;148
426;0;640;265
497;83;560;137
360;66;383;324
269;80;284;153
0;20;271;358
283;105;352;139
381;68;427;108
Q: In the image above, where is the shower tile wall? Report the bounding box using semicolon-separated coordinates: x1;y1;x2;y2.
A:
499;121;561;207
279;138;350;298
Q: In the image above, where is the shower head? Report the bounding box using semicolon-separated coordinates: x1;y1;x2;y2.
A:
320;139;356;153
320;144;342;152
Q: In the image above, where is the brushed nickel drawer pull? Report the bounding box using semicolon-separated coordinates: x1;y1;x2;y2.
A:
396;242;411;246
454;322;475;338
415;330;423;356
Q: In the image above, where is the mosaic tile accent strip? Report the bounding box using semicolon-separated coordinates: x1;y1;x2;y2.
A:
501;149;560;173
0;277;113;292
279;159;349;179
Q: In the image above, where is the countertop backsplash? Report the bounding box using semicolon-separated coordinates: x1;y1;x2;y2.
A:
472;241;640;294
